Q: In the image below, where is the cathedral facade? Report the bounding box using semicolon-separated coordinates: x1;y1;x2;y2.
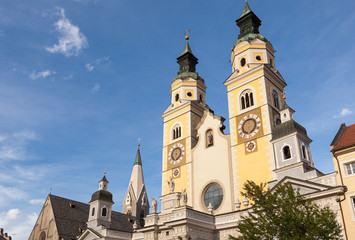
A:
29;2;355;240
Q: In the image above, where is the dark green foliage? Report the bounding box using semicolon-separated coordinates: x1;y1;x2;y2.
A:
230;181;342;240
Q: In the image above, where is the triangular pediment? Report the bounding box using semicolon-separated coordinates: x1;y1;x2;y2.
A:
270;176;332;196
78;228;102;240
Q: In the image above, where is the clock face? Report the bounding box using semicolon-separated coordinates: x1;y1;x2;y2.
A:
246;141;256;152
168;143;185;165
238;114;261;138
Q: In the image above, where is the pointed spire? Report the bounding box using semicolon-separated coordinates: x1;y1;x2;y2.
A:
99;169;109;183
240;0;252;18
180;41;193;57
176;31;198;74
134;146;142;166
234;0;266;44
173;30;203;82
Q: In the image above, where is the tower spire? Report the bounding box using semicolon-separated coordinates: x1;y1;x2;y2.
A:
173;30;203;82
234;0;267;45
122;145;149;227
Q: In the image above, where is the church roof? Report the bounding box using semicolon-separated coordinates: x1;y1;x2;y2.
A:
89;190;114;203
49;194;134;240
331;123;355;151
271;119;308;141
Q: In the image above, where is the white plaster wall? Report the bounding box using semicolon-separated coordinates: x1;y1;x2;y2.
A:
192;111;233;214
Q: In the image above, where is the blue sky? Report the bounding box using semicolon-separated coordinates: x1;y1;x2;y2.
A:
0;0;354;239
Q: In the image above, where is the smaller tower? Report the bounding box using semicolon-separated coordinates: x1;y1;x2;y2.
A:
122;144;149;227
270;96;320;184
87;173;114;229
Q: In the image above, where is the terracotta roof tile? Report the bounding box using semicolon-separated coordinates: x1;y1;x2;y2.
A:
332;124;355;151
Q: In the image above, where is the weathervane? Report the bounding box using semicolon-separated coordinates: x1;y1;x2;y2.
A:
184;28;191;41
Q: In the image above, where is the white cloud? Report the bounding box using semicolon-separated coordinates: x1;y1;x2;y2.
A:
29;199;45;205
6;208;21;219
0;185;27;205
333;108;353;118
46;7;88;56
340;108;352;117
0;209;38;240
30;70;55;80
91;83;100;93
0;130;38;162
85;63;94;71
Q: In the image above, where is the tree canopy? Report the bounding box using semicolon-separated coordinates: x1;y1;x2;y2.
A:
230;181;342;240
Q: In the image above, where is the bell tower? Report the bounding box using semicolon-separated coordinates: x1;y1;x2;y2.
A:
224;1;287;209
161;32;206;205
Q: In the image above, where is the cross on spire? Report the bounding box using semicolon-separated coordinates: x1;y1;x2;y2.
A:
184;28;191;41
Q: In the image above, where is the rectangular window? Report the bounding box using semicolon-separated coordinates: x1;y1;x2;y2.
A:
345;162;355;175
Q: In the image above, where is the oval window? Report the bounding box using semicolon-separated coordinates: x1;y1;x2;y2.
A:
203;183;223;210
240;58;246;67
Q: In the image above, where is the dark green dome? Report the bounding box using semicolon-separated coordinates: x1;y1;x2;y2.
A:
89;190;114;204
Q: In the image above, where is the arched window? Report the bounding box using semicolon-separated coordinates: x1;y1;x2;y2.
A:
272;90;280;110
283;146;291;160
240;89;254;110
172;125;181;140
102;207;107;217
140;210;145;226
40;232;46;240
206;129;213;147
91;207;95;216
302;145;307;160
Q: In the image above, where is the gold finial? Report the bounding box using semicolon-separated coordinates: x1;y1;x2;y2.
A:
138;138;141;148
104;169;107;175
282;91;286;100
184;28;191;41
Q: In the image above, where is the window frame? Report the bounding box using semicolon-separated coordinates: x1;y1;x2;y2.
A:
272;89;280;110
239;88;256;113
282;145;292;161
102;207;107;217
345;162;355;176
171;123;182;141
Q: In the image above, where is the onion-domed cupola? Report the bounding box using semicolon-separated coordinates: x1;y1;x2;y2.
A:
87;173;114;229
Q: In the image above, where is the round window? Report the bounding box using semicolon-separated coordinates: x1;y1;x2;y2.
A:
203;183;223;210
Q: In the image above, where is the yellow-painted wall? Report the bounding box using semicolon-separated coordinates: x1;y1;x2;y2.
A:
332;148;355;239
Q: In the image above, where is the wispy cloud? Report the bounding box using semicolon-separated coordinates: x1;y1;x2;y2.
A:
30;70;55;80
85;56;110;72
46;7;88;57
91;83;100;93
0;186;27;205
85;63;94;71
333;108;353;118
29;199;45;205
0;130;38;162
